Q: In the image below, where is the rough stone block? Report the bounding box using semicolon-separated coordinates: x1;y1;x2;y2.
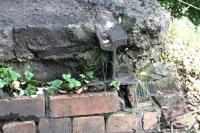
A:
39;118;71;133
49;91;119;117
173;114;195;129
2;121;36;133
0;27;15;61
107;113;138;133
143;112;159;131
0;96;45;117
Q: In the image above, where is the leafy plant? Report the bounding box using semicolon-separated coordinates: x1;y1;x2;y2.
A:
0;79;7;88
24;70;34;81
0;67;21;89
23;70;40;96
24;84;36;96
80;71;94;84
47;80;63;95
80;74;86;79
62;74;81;90
157;0;200;25
110;80;120;90
85;71;94;79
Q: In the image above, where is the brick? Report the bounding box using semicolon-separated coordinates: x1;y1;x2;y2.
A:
39;118;71;133
73;116;105;133
2;121;36;133
49;91;119;117
143;112;158;131
0;96;45;117
107;113;138;133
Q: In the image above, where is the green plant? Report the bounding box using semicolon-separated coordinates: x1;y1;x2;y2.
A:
80;71;94;85
24;70;34;81
110;80;120;90
0;67;21;89
24;84;36;96
85;71;94;79
23;70;41;96
62;74;81;90
157;0;200;25
80;71;94;79
47;80;63;95
0;79;7;88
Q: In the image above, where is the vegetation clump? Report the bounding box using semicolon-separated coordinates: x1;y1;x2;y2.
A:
0;67;97;96
157;0;200;25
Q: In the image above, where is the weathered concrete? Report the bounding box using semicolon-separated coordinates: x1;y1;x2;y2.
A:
0;0;170;81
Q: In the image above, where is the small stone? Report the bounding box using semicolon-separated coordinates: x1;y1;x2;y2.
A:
3;121;36;133
174;114;196;129
107;113;138;133
196;115;200;122
143;112;158;131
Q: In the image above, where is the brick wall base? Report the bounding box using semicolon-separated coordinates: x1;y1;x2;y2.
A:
0;91;188;133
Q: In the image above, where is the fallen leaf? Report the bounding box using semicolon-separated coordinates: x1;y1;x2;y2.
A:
11;81;21;91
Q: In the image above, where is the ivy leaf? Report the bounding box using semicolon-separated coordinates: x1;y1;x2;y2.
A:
74;80;81;87
10;72;21;81
24;70;34;81
48;80;63;89
110;80;120;90
0;79;7;88
68;83;74;89
62;74;71;82
24;84;36;96
80;74;86;79
85;71;94;79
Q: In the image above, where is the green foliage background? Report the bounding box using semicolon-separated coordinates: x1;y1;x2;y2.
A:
157;0;200;25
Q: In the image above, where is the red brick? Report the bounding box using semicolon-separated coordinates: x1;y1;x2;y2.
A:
143;112;158;131
107;113;138;133
49;91;119;117
73;116;105;133
0;96;45;117
39;118;71;133
2;121;36;133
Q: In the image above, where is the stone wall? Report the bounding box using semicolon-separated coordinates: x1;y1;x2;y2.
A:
0;0;170;82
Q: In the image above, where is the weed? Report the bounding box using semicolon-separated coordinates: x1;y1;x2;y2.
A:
62;74;81;90
0;67;21;89
80;71;94;80
47;80;63;95
110;80;120;90
24;70;34;81
24;84;36;96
